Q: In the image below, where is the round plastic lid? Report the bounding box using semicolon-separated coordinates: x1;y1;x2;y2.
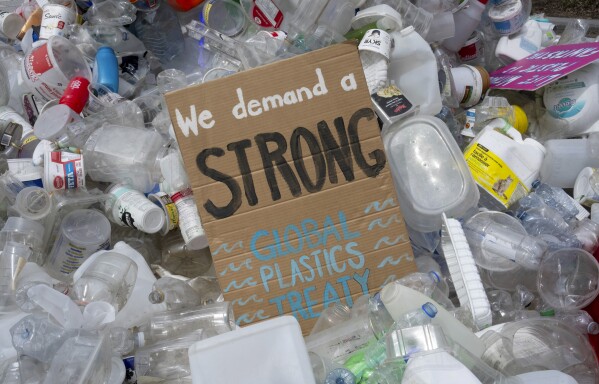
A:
142;207;166;234
15;187;52;221
186;231;209;250
61;209;111;246
1;13;25;39
33;105;74;140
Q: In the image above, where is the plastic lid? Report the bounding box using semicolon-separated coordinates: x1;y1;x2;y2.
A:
15;187;52;221
142;206;166;234
324;368;356;384
33;105;74;141
59;77;90;114
400;25;415;36
512;105;529;134
1;12;25;39
61;209;111;246
588;322;599;335
422;302;438;318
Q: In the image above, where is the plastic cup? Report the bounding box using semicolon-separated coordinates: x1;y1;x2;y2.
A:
537;248;599;311
21;35;92;103
0;217;45;264
13;186;52;221
44;209;111;280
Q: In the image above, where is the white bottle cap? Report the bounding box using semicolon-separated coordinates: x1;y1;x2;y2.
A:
139;206;166;234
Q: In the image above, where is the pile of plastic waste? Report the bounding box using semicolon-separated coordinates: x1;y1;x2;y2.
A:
0;0;599;383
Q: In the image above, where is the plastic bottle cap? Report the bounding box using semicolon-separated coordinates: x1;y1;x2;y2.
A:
400;25;415;36
142;207;166;234
429;271;441;283
539;309;555;316
59;77;90;114
532;180;541;189
588;322;599;335
512;105;528;134
422;302;438;318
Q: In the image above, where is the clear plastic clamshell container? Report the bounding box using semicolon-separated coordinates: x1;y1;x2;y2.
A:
382;115;479;232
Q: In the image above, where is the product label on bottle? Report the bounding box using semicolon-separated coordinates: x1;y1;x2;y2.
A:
545;77;587;119
464;142;529;208
458;33;483;62
48;231;110;276
461;108;476;137
150;192;179;231
371;84;414;123
39;4;75;39
108;185;156;230
171;188;205;245
519;37;539;54
358;29;391;60
252;0;283;28
44;151;85;192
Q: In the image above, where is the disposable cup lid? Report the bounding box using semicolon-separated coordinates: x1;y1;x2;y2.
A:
61;209;111;245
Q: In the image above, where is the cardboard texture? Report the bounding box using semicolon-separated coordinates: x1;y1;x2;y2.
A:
490;42;599;91
165;43;416;333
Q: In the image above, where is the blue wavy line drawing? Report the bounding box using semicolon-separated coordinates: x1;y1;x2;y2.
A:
368;214;403;231
374;235;406;250
377;253;414;269
219;258;253;276
235;310;270;325
364;198;396;214
223;277;257;293
213;241;244;255
380;274;397;288
232;294;264;307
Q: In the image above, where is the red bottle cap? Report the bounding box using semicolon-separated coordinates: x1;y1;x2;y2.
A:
59;77;91;114
478;0;489;4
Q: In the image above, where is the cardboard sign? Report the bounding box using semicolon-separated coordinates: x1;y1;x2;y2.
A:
490;42;599;91
165;43;415;333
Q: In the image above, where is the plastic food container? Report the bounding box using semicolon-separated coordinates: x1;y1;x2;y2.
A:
382;115;479;232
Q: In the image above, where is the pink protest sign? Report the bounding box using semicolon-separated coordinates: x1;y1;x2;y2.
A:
490;42;599;91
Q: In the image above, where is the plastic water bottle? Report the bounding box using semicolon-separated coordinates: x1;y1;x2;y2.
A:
396;302;438;329
541;309;599;335
395;272;454;310
10;314;72;363
131;1;185;64
132;302;236;348
70;251;139;310
371;0;433;38
532;181;584;222
464;211;547;271
148;276;203;310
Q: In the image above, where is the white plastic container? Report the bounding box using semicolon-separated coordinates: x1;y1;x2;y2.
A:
188;316;315;384
380;283;485;357
383;115;479;232
539;62;599;140
464;118;546;210
388;26;442;116
104;184;165;234
450;65;490;108
402;350;483;384
442;0;486;52
495;20;543;63
540;134;599;188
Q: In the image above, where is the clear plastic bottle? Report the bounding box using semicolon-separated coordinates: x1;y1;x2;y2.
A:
132;302;235;348
134;329;205;380
131;0;185;64
572;218;599;253
0;241;31;310
14;262;56;312
83;125;167;193
395;302;438;329
464;211;547;271
309;302;351;335
395;272;454;311
541;309;599;335
148;276;203;310
370;0;433;38
517;205;572;236
342;338;385;382
10;314;73;363
532;181;583;222
71;251;139;310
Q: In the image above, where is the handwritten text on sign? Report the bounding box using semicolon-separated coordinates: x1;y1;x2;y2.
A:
165;44;415;332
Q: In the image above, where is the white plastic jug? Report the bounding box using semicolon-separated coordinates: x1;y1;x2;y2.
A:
540;134;599;188
388;26;442;116
464;118;545;210
539;62;599;140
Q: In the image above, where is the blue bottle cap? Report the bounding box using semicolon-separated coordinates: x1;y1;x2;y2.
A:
94;46;119;93
422;302;438;318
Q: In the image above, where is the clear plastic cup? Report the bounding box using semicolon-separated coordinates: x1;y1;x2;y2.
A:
0;217;45;264
44;209;111;281
13;187;52;222
21;35;92;103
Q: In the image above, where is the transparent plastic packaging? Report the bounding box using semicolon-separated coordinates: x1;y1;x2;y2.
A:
537;248;599;311
133;302;235;348
71;250;138;310
464;211;547;271
148;276;203;310
382;115;479;232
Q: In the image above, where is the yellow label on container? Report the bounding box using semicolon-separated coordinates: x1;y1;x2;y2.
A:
464;142;529;208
